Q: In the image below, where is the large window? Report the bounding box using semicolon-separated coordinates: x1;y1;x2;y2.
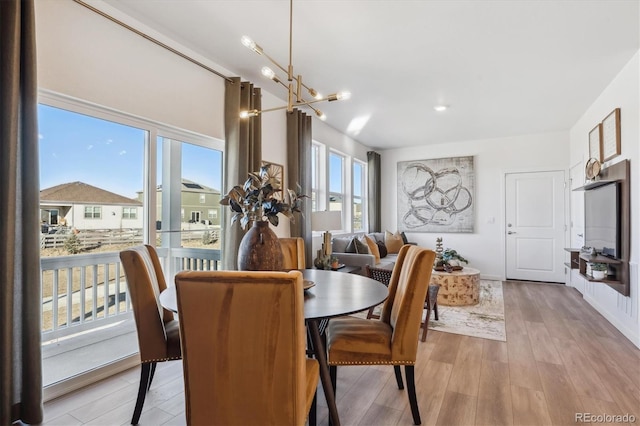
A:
313;143;367;233
38;98;223;396
353;160;366;231
311;144;320;211
329;152;345;220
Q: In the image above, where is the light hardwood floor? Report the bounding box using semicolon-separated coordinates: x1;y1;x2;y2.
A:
43;281;640;426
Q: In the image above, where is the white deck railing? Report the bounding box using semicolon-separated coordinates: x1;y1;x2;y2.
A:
40;247;222;340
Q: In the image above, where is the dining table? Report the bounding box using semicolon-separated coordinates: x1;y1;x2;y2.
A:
159;268;388;426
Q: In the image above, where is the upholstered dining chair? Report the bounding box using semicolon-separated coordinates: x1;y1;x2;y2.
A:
327;245;436;425
174;270;319;426
279;237;306;270
120;245;182;425
365;264;440;342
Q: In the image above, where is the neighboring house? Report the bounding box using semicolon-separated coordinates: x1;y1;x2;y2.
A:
137;179;221;227
40;181;143;231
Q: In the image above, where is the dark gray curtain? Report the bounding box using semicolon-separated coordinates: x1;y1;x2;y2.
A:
367;151;381;233
286;109;312;266
0;0;43;423
222;77;262;270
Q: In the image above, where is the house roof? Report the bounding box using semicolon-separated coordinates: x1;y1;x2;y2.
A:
40;182;142;206
154;179;220;194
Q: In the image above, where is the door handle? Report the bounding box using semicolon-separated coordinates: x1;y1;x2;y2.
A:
508;231;516;235
577;233;584;237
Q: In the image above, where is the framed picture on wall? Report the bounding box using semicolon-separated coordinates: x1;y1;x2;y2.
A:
261;161;284;199
588;123;602;162
601;108;621;162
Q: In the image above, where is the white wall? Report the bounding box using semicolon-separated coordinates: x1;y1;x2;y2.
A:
568;52;639;347
380;132;569;280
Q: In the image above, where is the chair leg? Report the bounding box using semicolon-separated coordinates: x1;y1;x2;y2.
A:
329;365;337;395
405;365;421;425
309;390;317;426
420;316;429;342
433;301;439;321
131;363;153;425
147;362;157;391
393;365;404;390
366;306;375;319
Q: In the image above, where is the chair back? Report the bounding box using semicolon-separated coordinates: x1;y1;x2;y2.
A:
380;245;435;361
279;237;306;269
175;270;309;425
120;245;179;362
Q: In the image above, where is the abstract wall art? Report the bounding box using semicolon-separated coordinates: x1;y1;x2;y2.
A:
397;156;474;233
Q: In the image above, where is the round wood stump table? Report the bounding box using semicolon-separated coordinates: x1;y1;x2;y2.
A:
431;267;480;306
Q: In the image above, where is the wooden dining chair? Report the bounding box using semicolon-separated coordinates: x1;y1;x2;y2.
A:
174;270;319;426
327;245;436;425
120;245;182;425
279;237;306;269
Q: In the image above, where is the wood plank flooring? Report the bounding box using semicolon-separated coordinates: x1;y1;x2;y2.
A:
43;281;640;425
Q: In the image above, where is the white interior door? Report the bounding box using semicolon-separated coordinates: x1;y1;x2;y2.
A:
505;171;566;283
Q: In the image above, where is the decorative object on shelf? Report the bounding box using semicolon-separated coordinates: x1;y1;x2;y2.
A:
585;157;601;181
601;108;621;161
221;163;307;270
238;0;350;120
590;262;608;280
588;123;603;162
433;237;469;272
397;156;474;233
311;210;342;269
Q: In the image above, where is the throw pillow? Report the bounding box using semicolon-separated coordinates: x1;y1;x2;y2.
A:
385;230;404;254
344;238;357;253
364;235;381;264
400;231;409;245
354;236;370;254
376;240;388;258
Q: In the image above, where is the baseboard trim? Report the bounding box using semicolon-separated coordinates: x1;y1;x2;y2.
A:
583;293;640;349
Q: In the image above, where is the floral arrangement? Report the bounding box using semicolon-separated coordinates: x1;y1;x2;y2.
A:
220;163;306;230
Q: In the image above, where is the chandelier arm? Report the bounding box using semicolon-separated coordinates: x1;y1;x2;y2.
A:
289;0;294;80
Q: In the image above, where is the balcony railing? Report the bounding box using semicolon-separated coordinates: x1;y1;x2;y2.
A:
41;247;222;340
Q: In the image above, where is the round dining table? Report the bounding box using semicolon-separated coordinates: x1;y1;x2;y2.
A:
159;268;388;426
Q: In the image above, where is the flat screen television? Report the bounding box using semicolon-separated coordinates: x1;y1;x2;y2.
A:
584;182;620;259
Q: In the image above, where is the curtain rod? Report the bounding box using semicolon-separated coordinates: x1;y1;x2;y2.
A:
73;0;233;82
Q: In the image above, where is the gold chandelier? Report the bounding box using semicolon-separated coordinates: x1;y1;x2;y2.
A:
239;0;350;120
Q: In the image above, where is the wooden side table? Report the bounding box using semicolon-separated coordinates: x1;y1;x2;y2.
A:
431;267;480;306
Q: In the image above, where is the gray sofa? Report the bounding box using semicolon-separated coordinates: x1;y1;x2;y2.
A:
331;232;407;274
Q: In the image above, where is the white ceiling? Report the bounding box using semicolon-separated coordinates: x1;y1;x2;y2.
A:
100;0;639;150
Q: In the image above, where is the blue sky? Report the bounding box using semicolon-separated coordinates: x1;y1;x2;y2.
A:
39;105;222;199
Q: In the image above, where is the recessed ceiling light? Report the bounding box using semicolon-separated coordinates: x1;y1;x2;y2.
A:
434;105;448;112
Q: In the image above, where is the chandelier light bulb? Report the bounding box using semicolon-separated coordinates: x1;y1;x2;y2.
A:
308;88;323;100
241;35;262;54
239;109;260;119
241;35;254;49
337;91;351;100
261;66;275;79
316;110;326;120
434;105;448;112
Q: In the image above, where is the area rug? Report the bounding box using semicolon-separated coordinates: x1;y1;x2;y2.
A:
427;280;506;341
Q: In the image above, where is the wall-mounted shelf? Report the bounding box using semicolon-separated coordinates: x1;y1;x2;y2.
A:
568;160;630;296
572;179;618;191
565;248;627;295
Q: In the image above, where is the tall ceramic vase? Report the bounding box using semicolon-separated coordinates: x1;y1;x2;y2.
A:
237;220;283;271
